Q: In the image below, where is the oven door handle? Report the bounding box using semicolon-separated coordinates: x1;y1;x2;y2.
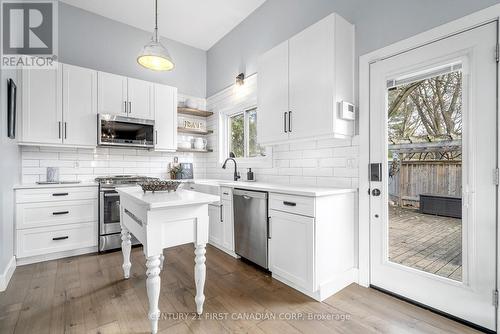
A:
103;192;120;198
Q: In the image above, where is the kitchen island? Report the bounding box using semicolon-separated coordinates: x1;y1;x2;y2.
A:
116;186;219;334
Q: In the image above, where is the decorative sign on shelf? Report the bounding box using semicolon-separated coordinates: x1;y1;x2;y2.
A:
178;116;206;131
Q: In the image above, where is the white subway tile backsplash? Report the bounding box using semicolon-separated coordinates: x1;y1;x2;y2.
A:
21;145;200;184
302;168;334;177
302;148;334;159
290;159;317;168
289;141;316;151
278;168;302;176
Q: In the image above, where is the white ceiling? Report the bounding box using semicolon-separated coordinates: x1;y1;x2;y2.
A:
60;0;267;50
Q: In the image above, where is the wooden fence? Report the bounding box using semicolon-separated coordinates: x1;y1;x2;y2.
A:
388;160;462;207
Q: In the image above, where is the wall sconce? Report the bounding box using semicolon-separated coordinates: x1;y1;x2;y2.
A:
235;73;245;86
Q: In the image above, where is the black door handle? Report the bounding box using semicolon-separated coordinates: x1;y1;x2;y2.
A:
52;211;69;215
52;236;69;241
283;201;297;207
371;189;381;196
52;193;68;196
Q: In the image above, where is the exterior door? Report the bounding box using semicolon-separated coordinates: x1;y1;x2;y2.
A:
97;71;127;116
369;22;497;330
257;40;289;144
62;64;97;147
20;64;62;144
127;78;154;120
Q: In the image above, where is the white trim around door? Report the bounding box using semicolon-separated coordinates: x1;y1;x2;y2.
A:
359;3;500;331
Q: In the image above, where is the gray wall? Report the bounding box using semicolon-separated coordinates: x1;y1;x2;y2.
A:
0;69;20;276
206;0;499;97
59;2;207;98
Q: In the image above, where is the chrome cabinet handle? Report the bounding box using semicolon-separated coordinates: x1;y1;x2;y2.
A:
52;211;69;215
52;236;68;241
268;217;272;239
288;111;292;132
283;201;296;207
284;112;288;133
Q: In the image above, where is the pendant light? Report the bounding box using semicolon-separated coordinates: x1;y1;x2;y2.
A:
137;0;174;71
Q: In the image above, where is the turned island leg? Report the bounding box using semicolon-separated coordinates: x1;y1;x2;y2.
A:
194;244;207;314
121;225;132;279
159;253;165;270
146;254;161;334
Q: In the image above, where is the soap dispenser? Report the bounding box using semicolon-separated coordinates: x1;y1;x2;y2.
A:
247;168;255;181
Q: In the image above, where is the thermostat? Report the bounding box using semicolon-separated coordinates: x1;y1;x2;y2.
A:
340;101;355;121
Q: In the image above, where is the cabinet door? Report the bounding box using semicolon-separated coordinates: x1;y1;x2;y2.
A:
20;64;62;144
62;64;97;147
289;15;335;139
97;72;127;116
269;209;314;291
127;78;154;120
257;40;289;144
208;204;223;246
154;84;177;151
221;199;234;251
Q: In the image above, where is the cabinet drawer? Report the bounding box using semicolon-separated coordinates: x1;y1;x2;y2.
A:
220;187;232;201
16;186;97;203
269;193;315;217
16;222;97;258
16;199;97;229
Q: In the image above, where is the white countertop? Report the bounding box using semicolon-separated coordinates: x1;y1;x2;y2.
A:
187;179;356;197
117;186;220;209
13;182;98;189
219;181;355;197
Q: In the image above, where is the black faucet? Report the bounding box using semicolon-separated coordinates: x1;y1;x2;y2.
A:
222;152;240;181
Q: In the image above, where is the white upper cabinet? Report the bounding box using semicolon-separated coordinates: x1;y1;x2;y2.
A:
20;64;63;145
257;13;354;145
128;78;154;120
97;71;128;116
257;40;290;144
97;73;154;120
62;64;97;147
154;84;177;151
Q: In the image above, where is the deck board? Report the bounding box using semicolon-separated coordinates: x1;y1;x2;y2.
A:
389;205;462;281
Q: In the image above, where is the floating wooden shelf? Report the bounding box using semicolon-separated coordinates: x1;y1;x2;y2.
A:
178;107;214;117
176;147;213;153
177;127;214;135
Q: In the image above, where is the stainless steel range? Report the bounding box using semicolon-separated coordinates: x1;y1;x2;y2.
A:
96;175;158;252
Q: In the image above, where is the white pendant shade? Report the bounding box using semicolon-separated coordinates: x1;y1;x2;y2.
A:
137;38;174;71
138;0;174;71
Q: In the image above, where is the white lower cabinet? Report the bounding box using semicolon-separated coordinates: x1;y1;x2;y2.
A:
268;191;356;301
208;203;222;246
15;185;98;265
207;187;235;256
269;209;314;292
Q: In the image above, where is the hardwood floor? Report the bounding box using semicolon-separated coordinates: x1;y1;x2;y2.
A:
0;244;481;334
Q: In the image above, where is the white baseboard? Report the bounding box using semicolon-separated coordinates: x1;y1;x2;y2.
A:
208;242;239;258
318;268;358;300
16;246;97;266
0;256;16;292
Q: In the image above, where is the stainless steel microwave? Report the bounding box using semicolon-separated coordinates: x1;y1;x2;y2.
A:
98;114;154;148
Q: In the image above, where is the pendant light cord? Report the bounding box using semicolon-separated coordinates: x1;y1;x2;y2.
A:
154;0;159;42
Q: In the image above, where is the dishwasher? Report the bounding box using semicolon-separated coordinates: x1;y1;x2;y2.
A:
233;189;269;269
